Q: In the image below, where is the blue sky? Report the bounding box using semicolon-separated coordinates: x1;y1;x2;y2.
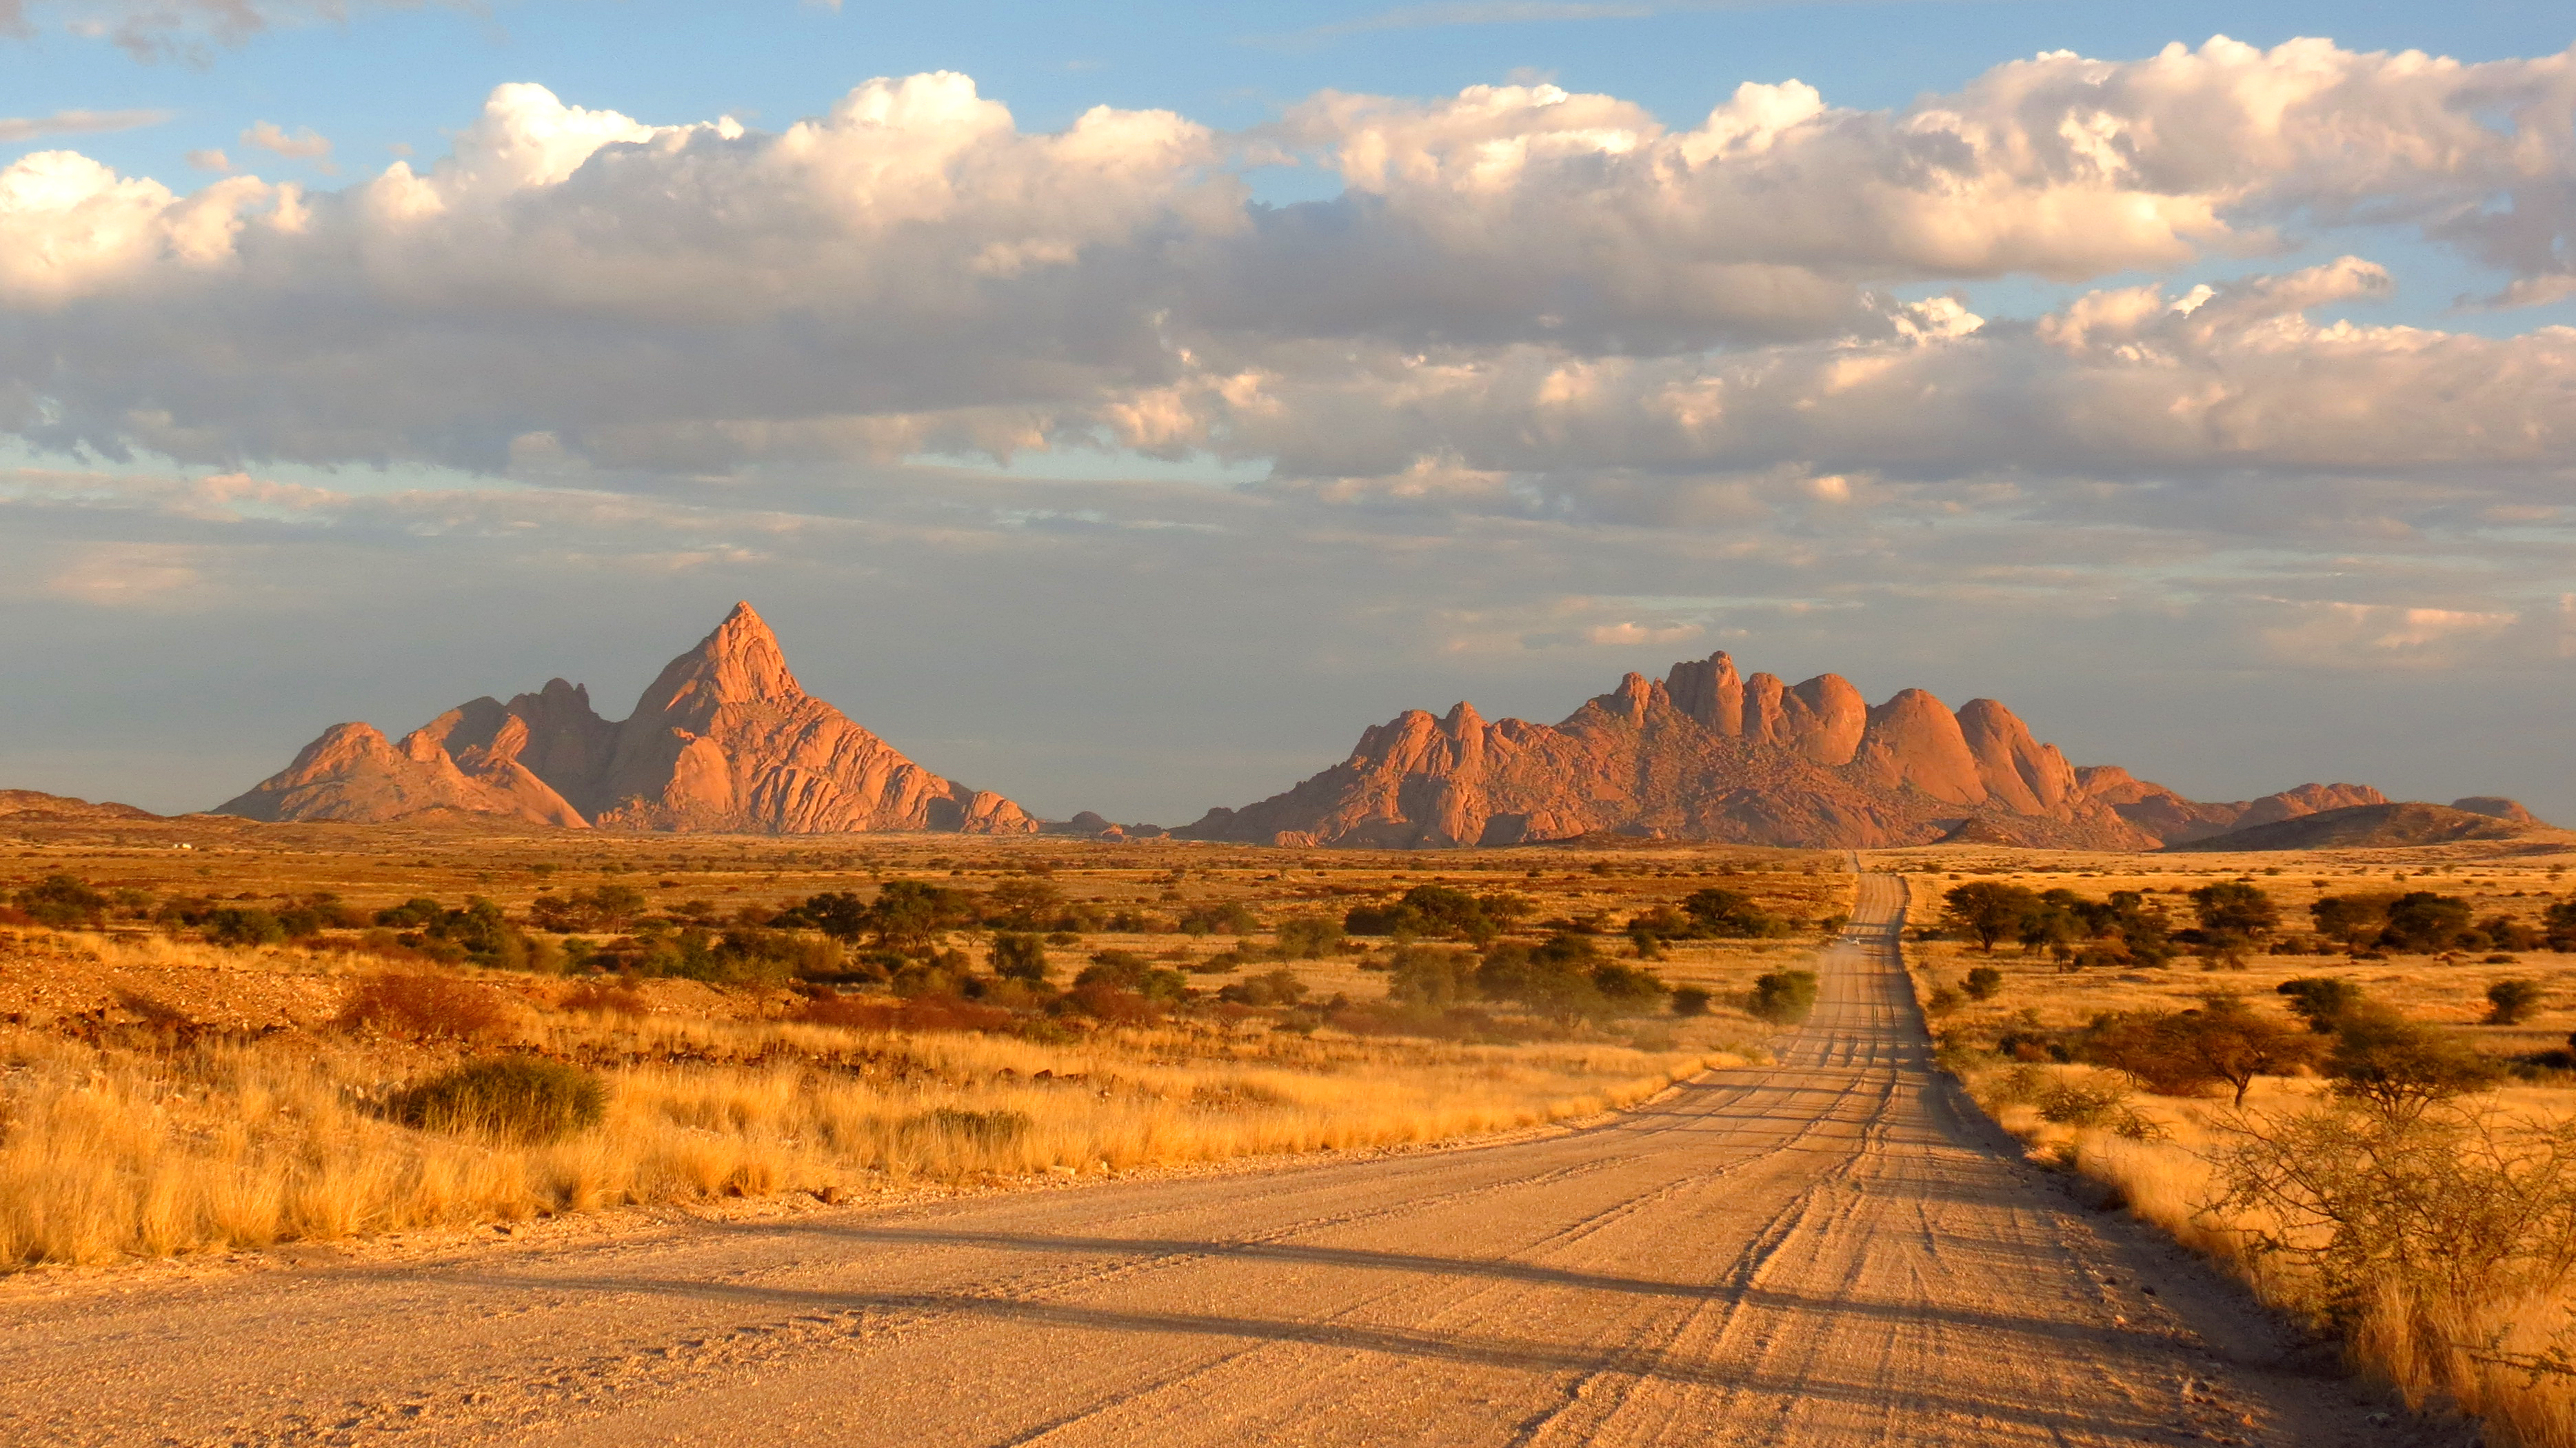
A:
2;0;2573;825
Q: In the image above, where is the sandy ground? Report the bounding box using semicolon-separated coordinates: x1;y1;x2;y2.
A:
0;873;2466;1447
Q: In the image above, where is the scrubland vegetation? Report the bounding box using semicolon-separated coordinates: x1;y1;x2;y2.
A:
1894;845;2576;1445
0;821;1847;1270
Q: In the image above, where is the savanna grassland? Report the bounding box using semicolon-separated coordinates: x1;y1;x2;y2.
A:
1881;838;2576;1445
0;810;1851;1272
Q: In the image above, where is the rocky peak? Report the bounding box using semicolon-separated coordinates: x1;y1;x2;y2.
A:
1664;652;1745;735
630;601;803;727
217;603;1033;836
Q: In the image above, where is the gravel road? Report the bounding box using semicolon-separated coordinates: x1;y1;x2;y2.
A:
1;871;2454;1447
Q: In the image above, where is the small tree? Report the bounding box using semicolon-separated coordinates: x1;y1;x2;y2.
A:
2083;996;2320;1107
1962;966;2004;1000
2486;978;2546;1026
2328;1007;2500;1117
1680;888;1784;938
1670;985;1713;1018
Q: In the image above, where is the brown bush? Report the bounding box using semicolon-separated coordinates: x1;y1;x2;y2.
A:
559;979;652;1016
793;992;1013;1033
336;972;515;1042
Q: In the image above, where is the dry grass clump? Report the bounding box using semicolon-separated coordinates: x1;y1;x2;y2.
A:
390;1057;607;1143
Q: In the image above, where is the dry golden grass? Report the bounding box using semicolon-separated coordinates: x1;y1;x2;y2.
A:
0;970;1745;1270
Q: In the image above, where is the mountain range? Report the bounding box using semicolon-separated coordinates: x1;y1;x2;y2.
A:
214;604;1034;835
165;610;2544;849
1176;653;2422;850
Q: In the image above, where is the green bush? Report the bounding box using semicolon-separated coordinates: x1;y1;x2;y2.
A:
1670;985;1712;1018
2277;976;2366;1032
391;1057;605;1142
989;932;1051;982
2486;978;2546;1026
1963;966;2004;1000
1749;969;1820;1025
204;906;288;947
15;874;108;928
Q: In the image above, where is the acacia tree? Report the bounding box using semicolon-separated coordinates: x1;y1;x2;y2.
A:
2191;881;2281;938
1942;882;2040;952
2085;996;2320;1106
2312;894;2399;955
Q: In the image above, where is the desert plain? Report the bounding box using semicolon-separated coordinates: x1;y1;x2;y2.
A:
1;799;2569;1445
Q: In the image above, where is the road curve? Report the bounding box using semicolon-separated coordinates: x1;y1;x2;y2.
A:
1;869;2432;1447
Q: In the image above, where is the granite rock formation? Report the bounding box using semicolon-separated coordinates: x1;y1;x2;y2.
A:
218;604;1034;835
1180;652;2393;852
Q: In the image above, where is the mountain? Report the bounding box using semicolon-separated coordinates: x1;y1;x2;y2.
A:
2167;801;2565;852
217;604;1036;835
1178;652;2392;851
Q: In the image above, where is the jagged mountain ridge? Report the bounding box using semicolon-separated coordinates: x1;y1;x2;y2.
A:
1179;652;2387;850
216;604;1035;835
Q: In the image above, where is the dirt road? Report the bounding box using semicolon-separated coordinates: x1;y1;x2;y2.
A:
2;872;2441;1447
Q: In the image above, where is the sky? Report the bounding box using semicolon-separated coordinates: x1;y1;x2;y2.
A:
2;0;2573;827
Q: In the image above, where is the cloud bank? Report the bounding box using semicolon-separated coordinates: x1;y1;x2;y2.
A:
3;36;2573;818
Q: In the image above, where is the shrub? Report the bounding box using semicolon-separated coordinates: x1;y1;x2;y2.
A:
14;874;105;928
1680;887;1787;938
1218;967;1309;1008
2486;978;2547;1026
203;906;288;948
559;979;651;1016
2311;893;2399;954
1670;985;1712;1018
1749;970;1820;1026
1586;961;1669;1016
1924;985;1963;1016
2036;1075;2131;1127
390;1057;606;1143
989;932;1051;983
2208;1093;2576;1336
337;972;515;1041
2275;976;2365;1032
1274;915;1345;958
1962;966;2004;1000
1388;946;1477;1007
1177;902;1260;937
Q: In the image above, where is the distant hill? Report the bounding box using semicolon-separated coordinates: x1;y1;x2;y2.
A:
2167;801;2563;852
216;604;1034;835
0;790;160;822
1176;650;2401;851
